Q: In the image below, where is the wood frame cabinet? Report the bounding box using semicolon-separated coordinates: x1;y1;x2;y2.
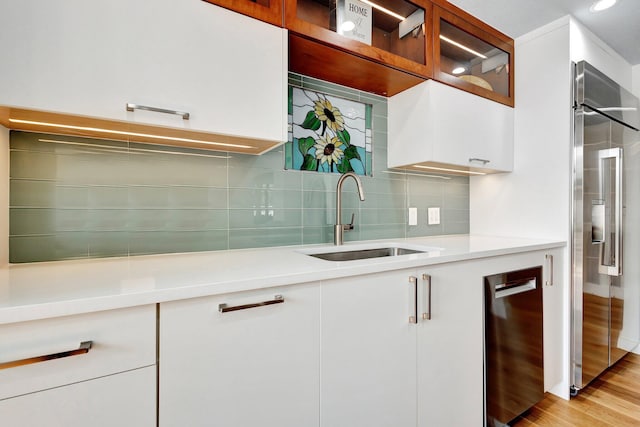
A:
433;4;515;106
285;0;514;104
203;0;283;26
286;0;434;96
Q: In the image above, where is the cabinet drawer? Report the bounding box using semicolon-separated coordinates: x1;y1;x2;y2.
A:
0;366;156;427
0;304;156;400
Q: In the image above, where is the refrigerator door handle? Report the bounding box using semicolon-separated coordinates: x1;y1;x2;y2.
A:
598;147;623;276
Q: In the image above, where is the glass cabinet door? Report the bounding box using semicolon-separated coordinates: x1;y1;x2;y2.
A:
205;0;283;26
434;5;514;106
287;0;432;79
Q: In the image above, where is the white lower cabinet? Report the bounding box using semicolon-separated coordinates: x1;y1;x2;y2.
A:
0;304;157;426
0;366;156;427
321;268;418;427
321;264;484;427
416;264;484;427
159;282;321;427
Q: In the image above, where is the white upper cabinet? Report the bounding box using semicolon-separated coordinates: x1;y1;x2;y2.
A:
388;80;514;175
0;0;287;149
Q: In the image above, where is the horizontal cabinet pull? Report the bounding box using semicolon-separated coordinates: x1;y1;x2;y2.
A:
468;158;491;165
126;103;190;120
0;341;93;370
219;295;284;313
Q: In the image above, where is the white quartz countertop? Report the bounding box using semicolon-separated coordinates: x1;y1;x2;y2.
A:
0;234;565;325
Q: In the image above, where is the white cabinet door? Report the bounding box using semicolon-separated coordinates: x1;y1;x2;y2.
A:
542;247;565;392
0;0;286;143
321;269;417;427
416;264;484;427
159;283;320;427
0;366;156;427
388;80;514;173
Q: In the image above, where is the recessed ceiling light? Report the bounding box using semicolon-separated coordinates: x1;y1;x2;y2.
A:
452;67;466;75
590;0;617;12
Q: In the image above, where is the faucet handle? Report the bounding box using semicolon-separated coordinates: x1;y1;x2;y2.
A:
343;213;355;231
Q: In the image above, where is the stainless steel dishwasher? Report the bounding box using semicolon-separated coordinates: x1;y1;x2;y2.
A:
484;266;544;427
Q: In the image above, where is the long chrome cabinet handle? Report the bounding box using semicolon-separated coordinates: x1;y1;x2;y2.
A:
546;254;554;286
409;276;418;324
126;103;190;120
0;341;93;370
422;274;432;320
468;158;490;165
219;295;284;313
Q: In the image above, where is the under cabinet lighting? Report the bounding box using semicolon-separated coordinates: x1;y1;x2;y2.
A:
590;0;617;12
414;165;487;175
9;118;254;150
440;35;487;59
38;138;230;158
360;0;406;21
452;67;466;75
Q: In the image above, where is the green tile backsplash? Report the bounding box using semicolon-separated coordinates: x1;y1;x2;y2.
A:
8;73;469;263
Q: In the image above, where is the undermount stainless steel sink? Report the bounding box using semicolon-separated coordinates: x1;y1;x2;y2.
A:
307;246;426;262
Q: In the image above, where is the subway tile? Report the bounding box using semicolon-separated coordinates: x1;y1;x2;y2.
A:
302;226;333;245
229;227;302;249
10;233;89;263
229;208;302;229
88;232;130;258
359;224;405;241
229;188;302;210
165;209;228;231
168;187;228;209
10;180;57;207
229;167;302;191
129;230;229;255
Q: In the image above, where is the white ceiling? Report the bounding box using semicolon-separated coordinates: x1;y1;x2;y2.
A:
447;0;640;65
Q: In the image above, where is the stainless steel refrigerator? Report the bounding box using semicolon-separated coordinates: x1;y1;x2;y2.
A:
571;61;640;394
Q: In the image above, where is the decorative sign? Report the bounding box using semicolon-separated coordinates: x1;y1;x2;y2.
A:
335;0;372;45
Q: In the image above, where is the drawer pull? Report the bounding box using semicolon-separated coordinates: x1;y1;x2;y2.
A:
0;341;93;370
219;295;284;313
469;158;491;165
126;103;190;120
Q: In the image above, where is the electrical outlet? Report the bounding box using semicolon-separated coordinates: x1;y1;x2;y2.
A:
428;207;440;225
408;207;418;225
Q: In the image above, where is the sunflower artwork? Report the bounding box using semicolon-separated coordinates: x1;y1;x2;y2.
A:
287;87;372;176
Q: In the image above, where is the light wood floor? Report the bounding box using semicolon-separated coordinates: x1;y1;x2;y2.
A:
512;352;640;426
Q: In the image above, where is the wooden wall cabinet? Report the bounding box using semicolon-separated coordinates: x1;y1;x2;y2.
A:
433;3;514;106
286;0;434;96
286;0;514;105
204;0;283;26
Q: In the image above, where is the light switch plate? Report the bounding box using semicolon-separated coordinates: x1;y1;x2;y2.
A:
428;207;440;225
408;207;418;226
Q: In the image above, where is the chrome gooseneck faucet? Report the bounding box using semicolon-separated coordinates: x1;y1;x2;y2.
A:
334;172;365;245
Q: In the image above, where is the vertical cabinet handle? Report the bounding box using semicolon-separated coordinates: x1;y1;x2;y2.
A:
0;341;93;370
597;148;623;276
409;276;418;324
545;254;554;286
422;274;432;320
